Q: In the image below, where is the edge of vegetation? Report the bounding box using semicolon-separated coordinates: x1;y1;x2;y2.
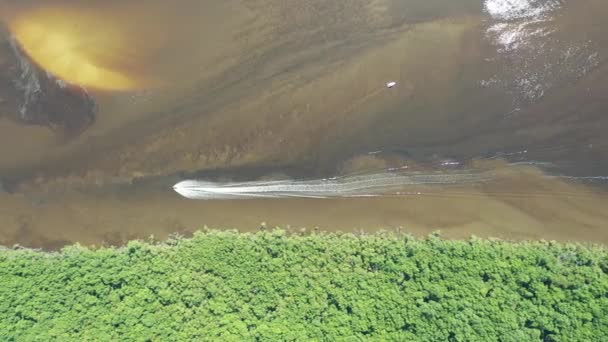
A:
1;229;607;341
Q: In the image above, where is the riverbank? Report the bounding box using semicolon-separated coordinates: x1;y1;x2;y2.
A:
1;230;606;340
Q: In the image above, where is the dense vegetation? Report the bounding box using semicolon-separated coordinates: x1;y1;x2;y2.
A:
1;230;607;341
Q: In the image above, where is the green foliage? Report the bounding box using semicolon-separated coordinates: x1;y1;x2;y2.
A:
1;231;607;341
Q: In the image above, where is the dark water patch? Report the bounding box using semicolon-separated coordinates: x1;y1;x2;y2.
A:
0;26;96;136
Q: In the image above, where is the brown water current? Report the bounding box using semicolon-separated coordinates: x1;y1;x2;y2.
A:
1;0;608;249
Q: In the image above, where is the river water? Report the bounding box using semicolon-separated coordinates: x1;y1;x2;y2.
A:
1;0;608;249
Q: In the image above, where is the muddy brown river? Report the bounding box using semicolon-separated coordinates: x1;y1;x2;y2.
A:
1;0;608;249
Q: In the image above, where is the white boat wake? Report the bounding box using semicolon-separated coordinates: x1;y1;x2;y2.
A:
172;171;493;200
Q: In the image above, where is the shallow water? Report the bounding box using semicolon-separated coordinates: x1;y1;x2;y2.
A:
1;0;608;249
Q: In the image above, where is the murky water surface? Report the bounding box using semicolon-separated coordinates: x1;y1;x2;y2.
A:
1;0;608;249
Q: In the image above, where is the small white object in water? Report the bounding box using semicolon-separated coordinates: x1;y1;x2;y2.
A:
386;81;397;88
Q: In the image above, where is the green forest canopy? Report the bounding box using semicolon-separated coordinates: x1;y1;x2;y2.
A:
1;230;607;341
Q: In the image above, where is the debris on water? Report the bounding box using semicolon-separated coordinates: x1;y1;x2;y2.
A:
386;81;397;88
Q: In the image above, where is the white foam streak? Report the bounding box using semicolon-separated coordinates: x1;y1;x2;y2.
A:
173;172;492;200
